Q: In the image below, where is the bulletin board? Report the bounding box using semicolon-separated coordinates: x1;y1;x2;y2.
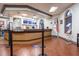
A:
22;18;34;25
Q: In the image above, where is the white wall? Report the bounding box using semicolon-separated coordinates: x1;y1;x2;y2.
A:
0;16;52;30
44;19;52;29
12;17;52;29
52;3;79;43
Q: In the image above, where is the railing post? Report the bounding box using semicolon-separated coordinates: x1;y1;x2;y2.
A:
8;22;13;56
77;33;79;47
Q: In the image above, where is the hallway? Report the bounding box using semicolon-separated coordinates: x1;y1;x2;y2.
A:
0;37;79;56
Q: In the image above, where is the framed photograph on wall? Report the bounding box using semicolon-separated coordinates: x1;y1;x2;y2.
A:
60;20;63;24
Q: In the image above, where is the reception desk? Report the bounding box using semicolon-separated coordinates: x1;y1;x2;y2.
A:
5;29;52;44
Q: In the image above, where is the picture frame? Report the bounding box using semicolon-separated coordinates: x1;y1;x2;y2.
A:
60;20;63;24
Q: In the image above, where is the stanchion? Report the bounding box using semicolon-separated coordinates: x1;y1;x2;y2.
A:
41;28;47;56
9;30;13;56
77;34;79;47
39;19;47;56
8;22;13;56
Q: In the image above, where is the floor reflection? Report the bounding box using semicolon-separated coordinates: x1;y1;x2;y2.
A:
0;40;9;56
0;37;79;56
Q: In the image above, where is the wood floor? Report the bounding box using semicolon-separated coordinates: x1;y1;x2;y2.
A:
0;37;79;56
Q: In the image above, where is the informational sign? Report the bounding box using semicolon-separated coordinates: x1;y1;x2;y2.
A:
23;19;33;25
65;10;72;34
13;18;21;27
22;18;35;25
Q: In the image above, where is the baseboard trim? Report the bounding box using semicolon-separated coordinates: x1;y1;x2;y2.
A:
52;35;77;45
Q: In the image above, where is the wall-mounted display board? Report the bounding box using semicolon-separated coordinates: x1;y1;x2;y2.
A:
21;18;37;29
22;18;33;25
13;17;21;30
64;10;72;34
13;18;21;27
22;18;36;26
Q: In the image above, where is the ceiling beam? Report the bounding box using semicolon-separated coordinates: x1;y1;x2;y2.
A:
1;4;52;17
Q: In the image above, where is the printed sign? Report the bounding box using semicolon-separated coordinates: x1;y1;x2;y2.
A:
22;18;34;25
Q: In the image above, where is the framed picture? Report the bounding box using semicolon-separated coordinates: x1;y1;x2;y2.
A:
60;20;63;24
22;18;34;25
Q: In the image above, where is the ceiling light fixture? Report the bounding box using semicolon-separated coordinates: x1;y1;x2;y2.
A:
49;7;58;12
21;14;28;16
33;15;38;19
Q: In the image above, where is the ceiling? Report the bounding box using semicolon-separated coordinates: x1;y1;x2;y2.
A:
26;3;74;15
0;3;74;17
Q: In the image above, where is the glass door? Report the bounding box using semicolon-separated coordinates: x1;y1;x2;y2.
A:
0;17;10;56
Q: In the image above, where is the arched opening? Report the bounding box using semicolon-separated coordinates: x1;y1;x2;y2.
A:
64;10;72;34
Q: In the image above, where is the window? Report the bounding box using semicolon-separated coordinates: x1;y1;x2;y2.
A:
65;10;72;34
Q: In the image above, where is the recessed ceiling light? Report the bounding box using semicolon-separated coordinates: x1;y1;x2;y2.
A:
21;14;28;16
49;7;58;12
33;15;38;19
